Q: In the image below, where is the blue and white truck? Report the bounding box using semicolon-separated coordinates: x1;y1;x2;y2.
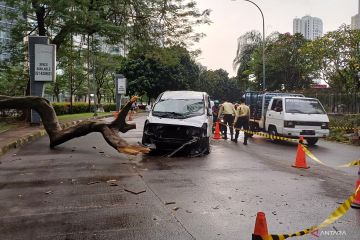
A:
244;91;330;146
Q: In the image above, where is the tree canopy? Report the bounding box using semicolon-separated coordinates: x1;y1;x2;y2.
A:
121;45;200;100
234;26;360;93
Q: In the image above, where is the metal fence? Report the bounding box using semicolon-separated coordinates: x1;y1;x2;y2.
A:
305;93;360;114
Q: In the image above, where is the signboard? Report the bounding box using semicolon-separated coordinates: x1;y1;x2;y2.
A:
34;44;56;81
117;76;127;94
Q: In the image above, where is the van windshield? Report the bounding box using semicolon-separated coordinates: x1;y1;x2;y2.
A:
285;98;326;114
153;99;205;118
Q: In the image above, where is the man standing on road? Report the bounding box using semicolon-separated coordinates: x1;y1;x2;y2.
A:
233;97;250;145
212;100;220;133
218;100;236;140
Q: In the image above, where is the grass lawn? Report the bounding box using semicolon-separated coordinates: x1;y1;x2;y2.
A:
0;122;16;133
0;112;113;135
57;112;113;122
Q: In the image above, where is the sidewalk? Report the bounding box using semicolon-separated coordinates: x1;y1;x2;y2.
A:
0;113;114;156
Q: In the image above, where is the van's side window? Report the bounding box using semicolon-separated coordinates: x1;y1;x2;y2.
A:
271;99;283;112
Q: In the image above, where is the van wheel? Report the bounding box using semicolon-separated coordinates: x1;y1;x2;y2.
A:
203;137;210;154
306;138;318;146
142;134;149;145
268;126;280;143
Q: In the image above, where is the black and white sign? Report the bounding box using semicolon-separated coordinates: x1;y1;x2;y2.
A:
117;76;127;94
34;44;56;82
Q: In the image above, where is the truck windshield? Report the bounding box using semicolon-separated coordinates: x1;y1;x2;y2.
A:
153;99;204;118
285;99;326;114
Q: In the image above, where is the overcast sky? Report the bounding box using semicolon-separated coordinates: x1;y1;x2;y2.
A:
193;0;358;77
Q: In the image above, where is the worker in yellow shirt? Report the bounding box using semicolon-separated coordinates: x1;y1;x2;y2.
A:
218;100;236;140
232;97;250;145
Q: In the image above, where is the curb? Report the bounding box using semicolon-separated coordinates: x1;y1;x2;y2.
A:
0;114;113;157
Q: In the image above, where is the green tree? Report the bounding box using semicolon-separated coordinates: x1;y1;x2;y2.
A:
94;52;123;104
233;31;279;91
254;33;312;91
302;25;360;92
0;0;210;96
121;45;200;101
197;69;240;102
233;31;262;91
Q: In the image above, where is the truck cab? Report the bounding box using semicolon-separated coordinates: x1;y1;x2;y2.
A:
245;92;330;146
265;96;330;145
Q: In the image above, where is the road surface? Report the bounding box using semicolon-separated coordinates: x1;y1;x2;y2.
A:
0;114;359;240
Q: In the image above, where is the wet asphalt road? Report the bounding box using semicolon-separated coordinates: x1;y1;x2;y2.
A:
0;114;359;240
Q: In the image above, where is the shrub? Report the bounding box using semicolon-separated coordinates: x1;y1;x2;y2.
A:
51;102;95;115
327;114;360;143
52;102;69;115
103;103;116;112
72;102;90;114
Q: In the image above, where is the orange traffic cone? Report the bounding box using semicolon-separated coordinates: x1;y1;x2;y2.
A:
351;168;360;209
128;111;133;121
252;212;269;240
213;121;221;140
292;136;310;169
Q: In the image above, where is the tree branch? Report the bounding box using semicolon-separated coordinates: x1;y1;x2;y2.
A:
0;95;149;155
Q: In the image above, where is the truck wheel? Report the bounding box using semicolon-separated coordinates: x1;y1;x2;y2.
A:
268;126;280;143
306;138;318;146
247;125;254;138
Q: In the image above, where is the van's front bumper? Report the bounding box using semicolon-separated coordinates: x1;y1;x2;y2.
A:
283;128;329;138
143;123;206;150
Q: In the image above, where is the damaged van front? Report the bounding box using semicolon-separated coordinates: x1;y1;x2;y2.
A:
142;91;213;155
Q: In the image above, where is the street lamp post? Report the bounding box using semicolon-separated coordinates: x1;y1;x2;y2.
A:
243;0;266;91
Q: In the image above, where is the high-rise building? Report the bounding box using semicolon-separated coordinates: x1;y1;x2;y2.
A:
351;0;360;30
0;1;17;61
293;15;323;40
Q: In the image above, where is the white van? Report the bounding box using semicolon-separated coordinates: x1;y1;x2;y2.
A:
265;96;330;145
142;91;213;154
245;92;330;146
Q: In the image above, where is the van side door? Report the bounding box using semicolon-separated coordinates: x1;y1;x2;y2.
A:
266;98;284;134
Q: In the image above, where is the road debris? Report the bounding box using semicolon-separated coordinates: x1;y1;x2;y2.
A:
45;191;53;195
172;207;179;211
106;179;117;183
87;181;101;185
186;210;192;213
167;137;199;158
212;205;220;210
124;188;146;195
165;201;176;205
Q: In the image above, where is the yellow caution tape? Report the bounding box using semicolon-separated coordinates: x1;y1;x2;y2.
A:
217;122;297;142
338;159;360;168
330;126;359;131
301;144;360;168
253;185;360;240
301;145;328;166
217;122;359;169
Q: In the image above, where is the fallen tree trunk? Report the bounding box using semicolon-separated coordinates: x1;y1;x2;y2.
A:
0;95;149;155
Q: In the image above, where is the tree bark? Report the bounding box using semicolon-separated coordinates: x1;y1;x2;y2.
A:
0;95;149;155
